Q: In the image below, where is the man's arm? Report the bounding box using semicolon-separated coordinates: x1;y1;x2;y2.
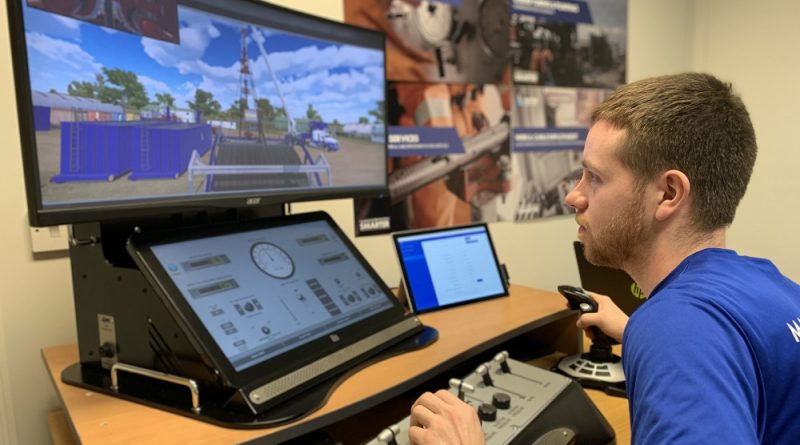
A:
576;292;629;343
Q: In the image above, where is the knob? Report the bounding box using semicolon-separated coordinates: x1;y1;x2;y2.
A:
477;403;497;422
492;392;511;410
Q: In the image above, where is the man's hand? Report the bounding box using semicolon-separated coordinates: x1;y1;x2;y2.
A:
576;292;629;343
408;390;485;445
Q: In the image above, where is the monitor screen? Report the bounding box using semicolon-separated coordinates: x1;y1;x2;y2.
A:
127;211;422;410
9;0;388;226
393;224;508;313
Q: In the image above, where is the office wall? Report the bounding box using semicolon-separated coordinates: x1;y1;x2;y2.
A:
2;1;796;444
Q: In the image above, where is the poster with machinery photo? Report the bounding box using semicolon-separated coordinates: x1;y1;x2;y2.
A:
345;0;515;235
502;0;626;222
355;82;513;235
345;0;627;234
498;86;610;221
510;0;627;87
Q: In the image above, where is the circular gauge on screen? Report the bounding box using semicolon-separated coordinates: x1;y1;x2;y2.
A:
478;0;511;57
413;1;455;45
250;242;294;279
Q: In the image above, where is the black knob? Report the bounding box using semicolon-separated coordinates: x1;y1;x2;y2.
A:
492;392;511;410
477;403;497;422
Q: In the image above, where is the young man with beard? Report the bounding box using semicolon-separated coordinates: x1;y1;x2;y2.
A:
407;73;800;444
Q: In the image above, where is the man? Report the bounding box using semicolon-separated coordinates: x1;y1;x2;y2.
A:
407;73;800;444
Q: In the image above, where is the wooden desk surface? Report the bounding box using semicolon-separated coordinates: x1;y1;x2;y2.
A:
42;285;625;444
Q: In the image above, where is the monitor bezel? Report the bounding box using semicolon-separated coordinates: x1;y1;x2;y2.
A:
126;210;415;390
7;0;389;227
392;222;509;314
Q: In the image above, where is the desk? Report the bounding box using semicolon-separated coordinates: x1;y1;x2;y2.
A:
42;284;628;444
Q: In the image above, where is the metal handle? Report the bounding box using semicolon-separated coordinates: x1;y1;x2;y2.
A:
110;362;201;413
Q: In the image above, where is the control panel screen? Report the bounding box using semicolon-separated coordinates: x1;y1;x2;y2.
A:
148;219;393;371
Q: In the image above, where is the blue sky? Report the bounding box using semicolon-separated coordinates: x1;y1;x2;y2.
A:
22;3;385;123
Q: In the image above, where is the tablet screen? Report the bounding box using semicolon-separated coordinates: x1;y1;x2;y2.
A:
393;224;508;313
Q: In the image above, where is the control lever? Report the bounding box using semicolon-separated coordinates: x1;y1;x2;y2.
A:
493;351;511;373
376;424;400;445
448;378;475;401
555;285;626;396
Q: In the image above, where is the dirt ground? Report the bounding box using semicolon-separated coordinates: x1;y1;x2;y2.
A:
34;127;385;204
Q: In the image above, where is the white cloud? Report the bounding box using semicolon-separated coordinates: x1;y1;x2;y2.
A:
25;31;102;73
138;75;171;94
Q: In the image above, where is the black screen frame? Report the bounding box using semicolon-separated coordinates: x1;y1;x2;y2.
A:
392;223;509;314
7;0;389;227
126;210;417;390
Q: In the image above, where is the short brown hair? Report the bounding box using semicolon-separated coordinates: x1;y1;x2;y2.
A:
593;73;757;232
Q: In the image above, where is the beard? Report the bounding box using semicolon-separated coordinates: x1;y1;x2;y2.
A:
581;194;647;270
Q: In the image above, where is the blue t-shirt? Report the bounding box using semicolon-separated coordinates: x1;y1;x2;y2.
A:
623;248;800;444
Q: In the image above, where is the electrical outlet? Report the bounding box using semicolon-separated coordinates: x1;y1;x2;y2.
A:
29;225;69;253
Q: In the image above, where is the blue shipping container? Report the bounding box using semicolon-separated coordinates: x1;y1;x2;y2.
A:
129;123;213;180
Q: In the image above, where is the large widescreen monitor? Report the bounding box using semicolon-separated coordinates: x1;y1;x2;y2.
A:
8;0;388;227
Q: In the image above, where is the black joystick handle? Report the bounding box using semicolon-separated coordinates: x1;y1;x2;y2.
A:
557;285;615;362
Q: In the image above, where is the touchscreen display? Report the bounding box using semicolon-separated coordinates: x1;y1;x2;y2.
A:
148;219;393;371
394;225;507;313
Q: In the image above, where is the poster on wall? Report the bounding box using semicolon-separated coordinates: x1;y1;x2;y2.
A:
501;86;610;221
345;0;627;234
345;0;514;235
356;82;512;234
504;0;626;221
510;0;627;88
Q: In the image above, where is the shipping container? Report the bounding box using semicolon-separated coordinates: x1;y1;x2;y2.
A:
129;123;213;179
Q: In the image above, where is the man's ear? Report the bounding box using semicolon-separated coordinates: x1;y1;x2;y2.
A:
654;170;690;221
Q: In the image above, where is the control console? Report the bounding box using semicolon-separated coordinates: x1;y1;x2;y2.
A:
367;351;615;445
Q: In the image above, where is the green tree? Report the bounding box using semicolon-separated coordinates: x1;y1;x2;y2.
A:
67;69;149;109
358;116;369;124
368;100;385;123
155;93;176;108
306;103;321;121
99;68;149;109
67;73;104;98
256;98;276;122
188;89;221;117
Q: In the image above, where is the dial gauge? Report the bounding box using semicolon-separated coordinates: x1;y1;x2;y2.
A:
250;242;294;279
414;1;454;45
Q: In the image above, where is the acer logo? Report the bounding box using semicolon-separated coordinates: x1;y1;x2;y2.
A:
329;334;340;343
246;197;261;205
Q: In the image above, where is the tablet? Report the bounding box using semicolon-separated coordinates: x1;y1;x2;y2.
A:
126;211;423;413
392;224;508;314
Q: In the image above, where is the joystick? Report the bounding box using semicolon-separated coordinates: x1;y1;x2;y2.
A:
556;285;626;397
